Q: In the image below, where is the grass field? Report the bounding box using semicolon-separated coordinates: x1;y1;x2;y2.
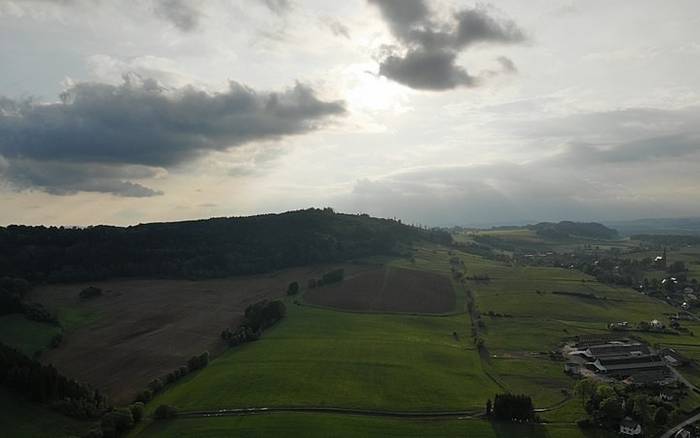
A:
134;413;613;438
0;314;61;357
146;303;497;412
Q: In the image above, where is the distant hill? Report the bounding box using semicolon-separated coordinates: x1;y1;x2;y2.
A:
0;208;450;282
528;221;619;240
602;217;700;236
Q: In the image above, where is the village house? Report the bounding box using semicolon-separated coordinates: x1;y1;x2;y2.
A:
619;417;642;436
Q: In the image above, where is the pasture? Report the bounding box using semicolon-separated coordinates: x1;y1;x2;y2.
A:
135;413;609;438
0;314;61;357
145;303;497;412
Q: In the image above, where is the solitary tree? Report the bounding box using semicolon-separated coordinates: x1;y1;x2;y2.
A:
287;281;300;296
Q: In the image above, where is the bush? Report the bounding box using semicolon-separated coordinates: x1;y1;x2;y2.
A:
154;404;177;419
79;286;102;300
134;389;153;403
148;378;164;393
101;408;133;434
184;351;211;373
320;269;344;285
287;281;300;295
129;402;144;423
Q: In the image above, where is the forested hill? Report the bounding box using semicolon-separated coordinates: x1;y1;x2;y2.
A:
529;221;619;240
0;208;450;282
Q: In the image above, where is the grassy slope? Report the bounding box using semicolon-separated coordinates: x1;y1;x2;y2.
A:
0;388;91;438
146;303;496;412
0;314;61;356
136;413;611;438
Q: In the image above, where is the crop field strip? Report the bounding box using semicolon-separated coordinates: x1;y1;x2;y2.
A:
303;266;456;314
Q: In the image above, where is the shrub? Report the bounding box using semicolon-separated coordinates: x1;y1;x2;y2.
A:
129;402;144;423
154;404;177;419
79;286;102;300
134;389;153;403
287;281;300;295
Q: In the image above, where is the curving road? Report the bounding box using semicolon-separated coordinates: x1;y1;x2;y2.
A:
660;412;700;438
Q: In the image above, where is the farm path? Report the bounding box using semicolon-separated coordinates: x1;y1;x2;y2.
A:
174;406;482;420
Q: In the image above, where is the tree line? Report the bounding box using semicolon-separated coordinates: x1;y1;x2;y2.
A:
221;300;286;347
485;393;536;423
0;342;108;419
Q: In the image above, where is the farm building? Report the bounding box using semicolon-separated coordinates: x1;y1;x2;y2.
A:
589;354;667;377
567;338;673;384
619;417;642;436
570;340;648;360
660;348;689;367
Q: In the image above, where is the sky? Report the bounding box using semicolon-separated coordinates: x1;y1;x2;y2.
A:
1;0;699;227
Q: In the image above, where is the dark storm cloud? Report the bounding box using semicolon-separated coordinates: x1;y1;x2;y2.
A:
0;159;163;197
378;49;477;90
0;75;345;196
153;0;201;32
368;0;525;90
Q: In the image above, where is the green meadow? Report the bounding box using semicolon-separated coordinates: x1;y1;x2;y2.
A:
146;303;498;413
0;314;61;357
135;413;613;438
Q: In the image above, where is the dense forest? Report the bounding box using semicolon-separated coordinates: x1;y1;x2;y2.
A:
0;208;451;282
529;221;619;240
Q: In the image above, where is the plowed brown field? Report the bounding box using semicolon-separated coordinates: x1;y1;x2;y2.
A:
303;267;455;314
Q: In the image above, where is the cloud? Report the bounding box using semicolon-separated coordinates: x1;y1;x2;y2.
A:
153;0;201;32
0;75;345;196
550;135;700;165
368;0;525;90
334;105;700;225
321;17;350;39
263;0;291;15
0;159;164;197
378;49;477;90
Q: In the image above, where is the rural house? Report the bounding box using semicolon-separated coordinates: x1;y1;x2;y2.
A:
619;417;642;436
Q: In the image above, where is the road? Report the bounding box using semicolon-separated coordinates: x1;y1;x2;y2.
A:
660;411;700;438
668;365;700;393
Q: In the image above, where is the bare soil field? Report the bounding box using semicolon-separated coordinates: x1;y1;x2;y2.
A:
29;264;372;405
303;267;455;314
